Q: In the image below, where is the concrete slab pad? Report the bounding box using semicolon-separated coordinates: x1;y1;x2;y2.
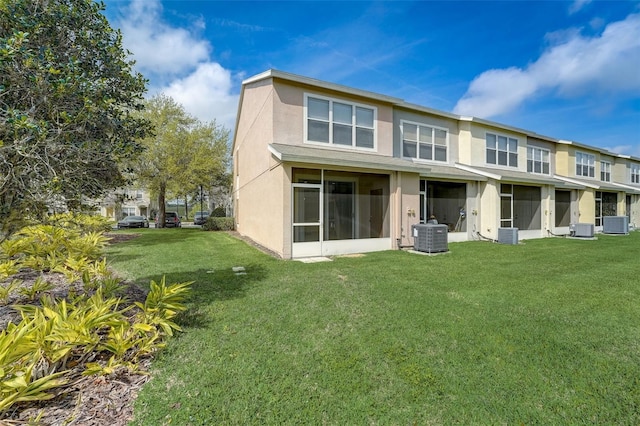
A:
294;257;333;263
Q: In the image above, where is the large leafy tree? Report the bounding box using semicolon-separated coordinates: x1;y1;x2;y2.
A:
0;0;150;235
136;95;229;227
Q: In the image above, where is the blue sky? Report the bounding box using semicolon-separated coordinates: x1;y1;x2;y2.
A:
103;0;640;156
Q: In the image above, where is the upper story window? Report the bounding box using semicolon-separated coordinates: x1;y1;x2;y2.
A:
486;133;517;167
527;146;550;174
600;161;611;182
401;121;448;162
575;152;595;178
631;164;640;184
305;95;376;150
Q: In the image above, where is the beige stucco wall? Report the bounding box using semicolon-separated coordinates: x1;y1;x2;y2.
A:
392;172;420;246
271;80;395;156
578;189;595;223
540;185;552;231
233;78;290;257
463;123;528;170
479;180;500;239
458;121;472;165
237;164;287;257
555;145;569;176
630;195;640;227
612;158;628;183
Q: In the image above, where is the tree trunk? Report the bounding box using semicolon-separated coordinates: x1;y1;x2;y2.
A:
158;182;166;228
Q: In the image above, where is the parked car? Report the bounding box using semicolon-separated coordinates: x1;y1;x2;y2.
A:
117;215;149;229
194;211;210;225
156;211;181;228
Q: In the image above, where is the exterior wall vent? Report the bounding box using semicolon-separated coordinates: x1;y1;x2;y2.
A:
572;223;595;238
412;224;448;253
497;227;519;245
603;216;629;235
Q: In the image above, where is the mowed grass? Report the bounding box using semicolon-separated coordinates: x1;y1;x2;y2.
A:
106;229;640;425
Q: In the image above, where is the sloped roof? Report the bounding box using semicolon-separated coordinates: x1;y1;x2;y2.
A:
269;143;487;181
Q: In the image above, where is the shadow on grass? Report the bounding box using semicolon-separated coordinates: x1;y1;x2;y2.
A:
108;227;204;249
137;263;269;330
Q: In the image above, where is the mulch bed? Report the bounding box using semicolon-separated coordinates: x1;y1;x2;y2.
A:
0;234;151;426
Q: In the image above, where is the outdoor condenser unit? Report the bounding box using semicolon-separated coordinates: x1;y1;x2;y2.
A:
602;216;629;235
412;224;448;253
497;227;518;245
572;223;595;238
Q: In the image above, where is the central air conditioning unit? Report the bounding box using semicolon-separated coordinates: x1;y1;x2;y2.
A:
572;223;595;238
603;216;629;234
497;227;518;245
412;224;448;253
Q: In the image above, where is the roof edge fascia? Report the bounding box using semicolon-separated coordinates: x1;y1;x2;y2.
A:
267;144;282;160
454;163;502;180
553;175;599;189
244;69;403;105
268;144;430;174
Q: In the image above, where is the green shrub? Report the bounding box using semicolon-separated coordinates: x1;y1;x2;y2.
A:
1;276;193;414
211;206;226;217
47;212;113;234
202;217;234;231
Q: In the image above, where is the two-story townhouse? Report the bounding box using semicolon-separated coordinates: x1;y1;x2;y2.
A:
233;70;639;259
624;158;640;226
98;187;151;220
553;141;640;231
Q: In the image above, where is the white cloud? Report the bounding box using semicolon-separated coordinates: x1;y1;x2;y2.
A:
453;14;640;118
112;0;239;130
569;0;592;15
116;0;210;78
160;63;238;129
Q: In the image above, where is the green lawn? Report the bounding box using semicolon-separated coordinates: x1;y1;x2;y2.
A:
107;229;640;425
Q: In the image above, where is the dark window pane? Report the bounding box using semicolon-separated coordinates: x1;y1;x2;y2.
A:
293;225;320;242
404;124;417;141
356;107;374;127
419;143;433;160
334;123;352;145
498;136;508;151
356;128;374;148
498;151;508;165
486;133;496;148
308;120;329;142
333;102;352;124
308;98;329;120
487;149;496;164
403;141;417;158
509;153;518;167
435;146;447;162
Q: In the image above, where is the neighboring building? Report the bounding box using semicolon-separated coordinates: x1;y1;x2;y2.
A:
98;187;151;220
232;70;640;259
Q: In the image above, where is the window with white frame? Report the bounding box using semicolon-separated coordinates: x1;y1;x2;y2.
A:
600;161;611;182
527;146;550;174
575;152;595;178
402;122;448;162
305;95;376;149
632;164;640;184
486;133;518;167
